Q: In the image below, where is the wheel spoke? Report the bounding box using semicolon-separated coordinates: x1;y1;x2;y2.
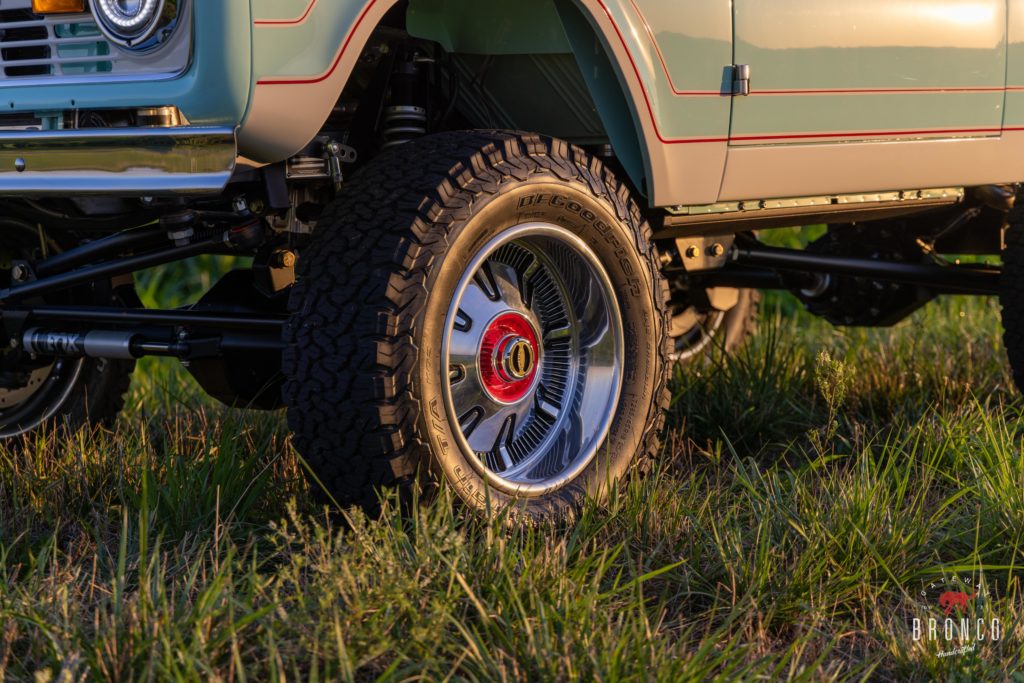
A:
449;369;489;416
525;406;584;480
487;261;529;311
543;325;572;348
449;363;467;385
459;277;509;330
459;406;485;437
473;261;502;302
519;258;541;310
492;413;517;471
534;383;561;420
453;308;473;333
466;404;516;454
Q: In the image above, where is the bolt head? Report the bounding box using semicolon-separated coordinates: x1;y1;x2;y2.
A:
684;245;700;259
14;157;25;173
709;243;726;257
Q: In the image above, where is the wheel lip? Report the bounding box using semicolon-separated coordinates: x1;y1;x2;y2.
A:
0;358;85;438
440;221;625;497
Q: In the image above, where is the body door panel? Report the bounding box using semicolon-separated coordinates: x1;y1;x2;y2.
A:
730;0;1008;146
718;0;1019;201
610;0;734;203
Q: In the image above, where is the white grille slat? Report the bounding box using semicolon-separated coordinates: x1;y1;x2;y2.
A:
0;37;106;49
0;10;113;79
0;55;119;68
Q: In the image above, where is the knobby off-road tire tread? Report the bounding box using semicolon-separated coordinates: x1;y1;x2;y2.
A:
283;131;672;514
1001;209;1024;391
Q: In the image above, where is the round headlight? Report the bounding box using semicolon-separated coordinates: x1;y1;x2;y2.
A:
93;0;181;49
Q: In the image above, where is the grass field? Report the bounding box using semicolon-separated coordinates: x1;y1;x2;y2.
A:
1;248;1023;681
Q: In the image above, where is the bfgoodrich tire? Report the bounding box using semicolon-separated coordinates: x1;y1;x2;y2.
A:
1002;215;1024;391
283;131;671;522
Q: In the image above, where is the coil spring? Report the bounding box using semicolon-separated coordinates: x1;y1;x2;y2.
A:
381;105;427;148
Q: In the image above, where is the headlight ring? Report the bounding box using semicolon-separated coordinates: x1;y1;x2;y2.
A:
92;0;182;50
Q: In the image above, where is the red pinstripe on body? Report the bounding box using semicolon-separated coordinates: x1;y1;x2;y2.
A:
257;0;379;84
253;0;1023;144
755;86;1022;95
731;127;1004;142
625;0;721;97
254;0;317;26
624;0;1022;99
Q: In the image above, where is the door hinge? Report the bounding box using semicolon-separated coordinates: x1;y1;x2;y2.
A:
731;64;751;96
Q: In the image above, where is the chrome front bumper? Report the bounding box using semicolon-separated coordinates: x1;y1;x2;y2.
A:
0;127;237;195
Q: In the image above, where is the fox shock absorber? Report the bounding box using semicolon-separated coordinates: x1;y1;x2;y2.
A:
22;329;190;360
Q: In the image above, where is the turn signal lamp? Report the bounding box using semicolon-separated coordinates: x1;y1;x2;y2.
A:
32;0;85;13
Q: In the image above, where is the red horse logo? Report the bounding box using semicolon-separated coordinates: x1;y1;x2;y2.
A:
938;591;976;616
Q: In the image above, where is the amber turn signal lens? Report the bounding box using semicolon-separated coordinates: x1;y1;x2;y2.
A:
32;0;85;13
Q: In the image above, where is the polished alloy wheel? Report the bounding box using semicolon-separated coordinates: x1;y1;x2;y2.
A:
442;223;623;494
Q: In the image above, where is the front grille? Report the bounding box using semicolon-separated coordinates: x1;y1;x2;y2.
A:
0;10;113;79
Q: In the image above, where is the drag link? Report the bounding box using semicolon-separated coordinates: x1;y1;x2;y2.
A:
731;243;1001;295
0;217;265;305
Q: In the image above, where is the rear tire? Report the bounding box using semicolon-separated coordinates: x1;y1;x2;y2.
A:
1001;216;1024;391
283;131;671;521
669;288;759;362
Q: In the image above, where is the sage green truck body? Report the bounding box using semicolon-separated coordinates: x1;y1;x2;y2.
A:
241;0;1024;207
1;0;1023;209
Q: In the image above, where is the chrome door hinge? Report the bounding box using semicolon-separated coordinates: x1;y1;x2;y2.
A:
731;64;751;96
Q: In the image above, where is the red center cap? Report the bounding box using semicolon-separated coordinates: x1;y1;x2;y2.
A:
479;313;539;403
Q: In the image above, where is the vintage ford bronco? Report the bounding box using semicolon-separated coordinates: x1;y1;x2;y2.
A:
0;0;1021;520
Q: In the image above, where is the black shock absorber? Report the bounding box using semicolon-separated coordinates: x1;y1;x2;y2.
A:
381;48;429;148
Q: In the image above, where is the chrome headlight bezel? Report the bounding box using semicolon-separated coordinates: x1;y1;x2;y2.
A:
91;0;184;51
